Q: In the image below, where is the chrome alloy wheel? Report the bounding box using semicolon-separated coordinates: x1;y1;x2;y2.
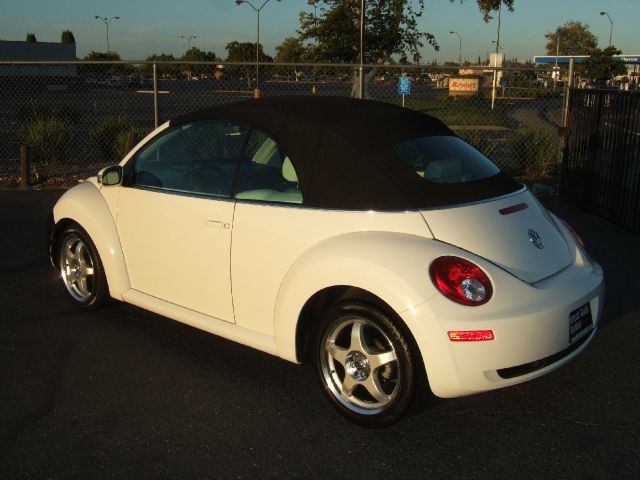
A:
320;315;400;415
59;233;96;302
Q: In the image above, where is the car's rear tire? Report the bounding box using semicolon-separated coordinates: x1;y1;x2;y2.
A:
315;301;418;427
57;225;108;310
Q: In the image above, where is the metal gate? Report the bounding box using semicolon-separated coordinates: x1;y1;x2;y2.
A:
561;89;640;233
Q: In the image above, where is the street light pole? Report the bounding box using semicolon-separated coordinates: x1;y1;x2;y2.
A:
600;11;613;46
554;33;560;90
308;0;322;19
308;0;326;93
449;31;462;66
94;15;120;53
181;35;197;51
491;2;502;110
236;0;281;97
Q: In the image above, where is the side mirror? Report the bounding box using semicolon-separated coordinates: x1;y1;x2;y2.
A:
97;165;123;186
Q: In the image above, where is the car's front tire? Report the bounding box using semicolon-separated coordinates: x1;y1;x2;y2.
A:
57;225;108;310
315;301;418;427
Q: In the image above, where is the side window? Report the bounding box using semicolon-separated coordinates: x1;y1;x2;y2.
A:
233;129;303;204
129;121;249;196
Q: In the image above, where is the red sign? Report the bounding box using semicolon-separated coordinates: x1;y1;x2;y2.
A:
449;78;479;93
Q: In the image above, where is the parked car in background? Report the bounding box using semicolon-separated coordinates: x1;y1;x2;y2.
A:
48;96;604;426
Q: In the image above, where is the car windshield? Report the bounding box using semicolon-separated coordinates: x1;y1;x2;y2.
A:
393;135;501;183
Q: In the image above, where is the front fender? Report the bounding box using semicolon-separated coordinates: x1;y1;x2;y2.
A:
52;182;130;299
273;232;445;363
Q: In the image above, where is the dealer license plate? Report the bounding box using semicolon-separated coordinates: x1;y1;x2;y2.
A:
569;302;593;343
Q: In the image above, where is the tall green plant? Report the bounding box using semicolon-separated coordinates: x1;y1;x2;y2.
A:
510;127;560;179
20;116;72;165
114;126;150;159
17;100;79;125
459;129;497;159
91;115;147;162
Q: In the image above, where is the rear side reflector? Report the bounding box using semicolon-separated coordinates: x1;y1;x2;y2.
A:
448;330;495;342
499;203;528;215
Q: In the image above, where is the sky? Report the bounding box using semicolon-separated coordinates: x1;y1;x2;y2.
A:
1;0;638;63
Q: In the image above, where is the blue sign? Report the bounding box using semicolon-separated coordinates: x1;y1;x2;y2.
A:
398;76;411;95
615;55;640;64
533;55;588;64
533;54;640;65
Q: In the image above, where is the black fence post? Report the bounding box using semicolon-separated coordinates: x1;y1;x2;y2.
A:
19;145;29;190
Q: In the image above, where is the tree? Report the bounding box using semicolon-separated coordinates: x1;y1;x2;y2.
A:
275;37;309;80
463;0;514;22
181;47;217;78
147;53;176;62
80;51;130;78
298;0;441;96
83;51;121;61
544;21;598;56
26;33;37;42
61;30;76;43
182;47;217;63
298;1;515;96
143;53;180;78
298;0;439;64
225;41;272;63
275;37;308;63
225;41;273;87
583;46;627;86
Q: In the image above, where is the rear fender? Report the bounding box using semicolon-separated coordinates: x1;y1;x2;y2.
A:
52;182;130;299
273;232;446;363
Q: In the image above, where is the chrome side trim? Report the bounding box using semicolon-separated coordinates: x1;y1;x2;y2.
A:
123;183;528;214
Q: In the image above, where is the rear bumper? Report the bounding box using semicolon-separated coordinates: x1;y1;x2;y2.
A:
401;259;605;398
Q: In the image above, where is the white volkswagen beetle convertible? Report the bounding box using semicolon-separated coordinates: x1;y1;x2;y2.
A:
49;96;604;426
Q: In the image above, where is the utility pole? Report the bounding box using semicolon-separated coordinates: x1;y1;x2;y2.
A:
94;16;120;53
450;31;462;66
236;0;281;98
600;11;613;46
358;0;365;99
181;35;197;51
491;2;502;110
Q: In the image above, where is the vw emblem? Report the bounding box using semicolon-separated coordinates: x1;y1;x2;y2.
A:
528;228;544;249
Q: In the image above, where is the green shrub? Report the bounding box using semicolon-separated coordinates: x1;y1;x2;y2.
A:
114;125;150;159
20;115;72;165
17;100;80;124
458;129;498;159
510;127;560;179
91;115;145;162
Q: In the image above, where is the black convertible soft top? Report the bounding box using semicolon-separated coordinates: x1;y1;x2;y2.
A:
171;96;521;210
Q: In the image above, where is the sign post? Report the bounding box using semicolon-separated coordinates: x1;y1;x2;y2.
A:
398;75;411;107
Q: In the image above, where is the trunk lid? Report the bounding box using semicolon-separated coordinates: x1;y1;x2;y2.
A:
421;189;571;284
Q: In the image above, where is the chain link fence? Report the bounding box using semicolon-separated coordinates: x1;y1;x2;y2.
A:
0;61;569;187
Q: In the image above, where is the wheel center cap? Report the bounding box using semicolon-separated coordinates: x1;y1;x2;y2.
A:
345;351;371;381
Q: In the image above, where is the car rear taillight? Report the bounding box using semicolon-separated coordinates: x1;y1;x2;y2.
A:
429;256;493;306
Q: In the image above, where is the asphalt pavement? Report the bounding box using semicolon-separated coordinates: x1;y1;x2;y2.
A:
1;189;639;479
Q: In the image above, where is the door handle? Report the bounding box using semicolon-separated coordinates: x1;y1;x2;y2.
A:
205;220;231;229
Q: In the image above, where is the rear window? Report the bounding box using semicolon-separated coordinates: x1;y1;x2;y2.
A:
393;135;500;183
